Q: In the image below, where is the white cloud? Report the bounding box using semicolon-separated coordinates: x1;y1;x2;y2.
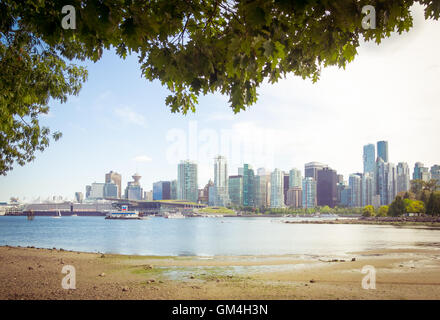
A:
114;106;147;127
133;155;152;163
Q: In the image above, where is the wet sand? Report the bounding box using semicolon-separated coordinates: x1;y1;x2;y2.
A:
1;246;440;299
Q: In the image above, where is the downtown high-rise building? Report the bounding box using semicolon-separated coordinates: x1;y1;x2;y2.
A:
363;144;376;174
289;168;302;188
349;174;362;207
361;173;374;206
375;159;396;205
286;187;302;208
228;175;243;206
177;160;198;203
105;171;122;198
302;177;317;209
316;167;338;208
283;172;290;205
377;141;389;162
254;174;271;208
125;173;143;200
431;165;440;186
153;181;171;200
213;156;230;206
396;162;410;194
305;162;328;181
270;169;284;208
413;162;431;182
242;164;255;207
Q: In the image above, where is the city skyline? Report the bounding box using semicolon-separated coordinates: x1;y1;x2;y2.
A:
1;4;440;201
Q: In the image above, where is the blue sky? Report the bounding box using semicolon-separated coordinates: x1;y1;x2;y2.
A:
1;4;440;202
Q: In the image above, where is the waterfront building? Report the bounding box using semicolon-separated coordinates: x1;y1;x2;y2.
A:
396;162;411;194
361;173;374;206
336;182;346;205
144;190;153;201
289;168;302;188
270;169;284;208
377;141;389;162
177;160;198;203
125;173;143;200
363;144;376;174
413;162;431;182
349;174;362;207
170;180;178;199
242;164;255;207
90;182;105;199
213;156;230;206
340;186;352;207
198;180;213;204
283;173;290;205
74;192;84;203
208;185;216;206
105;171;122;198
305;162;328;181
317;167;338;208
228;175;243;206
254;174;271;208
85;185;91;199
302;177;317;209
286;187;302;208
431;165;440;186
376;159;396;205
153;181;171;200
103;182;118;198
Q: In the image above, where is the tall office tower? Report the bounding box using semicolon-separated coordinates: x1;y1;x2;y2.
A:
431;165;440;186
153;181;171;200
396;162;411;194
208;185;216;206
170;180;178;199
305;162;328;181
105;171;122;198
254;174;271;208
289;168;302;188
363;144;376;174
85;185;91;199
242;164;255;207
74;192;84;203
177;160;198;203
90;182;105;199
103;182;118;198
125;173;143;200
336;182;347;205
316;167;338;208
340;186;352;207
270;169;284;208
349;174;362;207
377;141;389;162
286;187;302;208
302;177;317;209
228;175;243;206
413;162;431;182
213;155;230;206
376;159;396;205
361;173;374;206
283;173;290;205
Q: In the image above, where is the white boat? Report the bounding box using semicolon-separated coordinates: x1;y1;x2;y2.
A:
105;205;141;220
164;212;185;219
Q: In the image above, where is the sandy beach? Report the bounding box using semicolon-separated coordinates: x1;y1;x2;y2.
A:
1;245;440;300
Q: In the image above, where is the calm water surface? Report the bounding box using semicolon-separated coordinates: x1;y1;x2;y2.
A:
0;216;439;256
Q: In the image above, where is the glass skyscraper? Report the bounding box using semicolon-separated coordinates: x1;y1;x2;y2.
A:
377;141;389;162
289;168;302;188
363;144;375;174
228;175;243;206
177;160;198;203
213;155;230;206
270;169;284;208
302;177;317;209
242;164;255;207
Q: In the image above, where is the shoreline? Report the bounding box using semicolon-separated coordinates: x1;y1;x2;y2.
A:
1;245;440;299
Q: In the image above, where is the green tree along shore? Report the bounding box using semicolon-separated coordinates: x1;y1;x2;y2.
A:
1;1;440;174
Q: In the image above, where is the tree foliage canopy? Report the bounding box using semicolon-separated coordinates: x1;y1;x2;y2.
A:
1;0;440;174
